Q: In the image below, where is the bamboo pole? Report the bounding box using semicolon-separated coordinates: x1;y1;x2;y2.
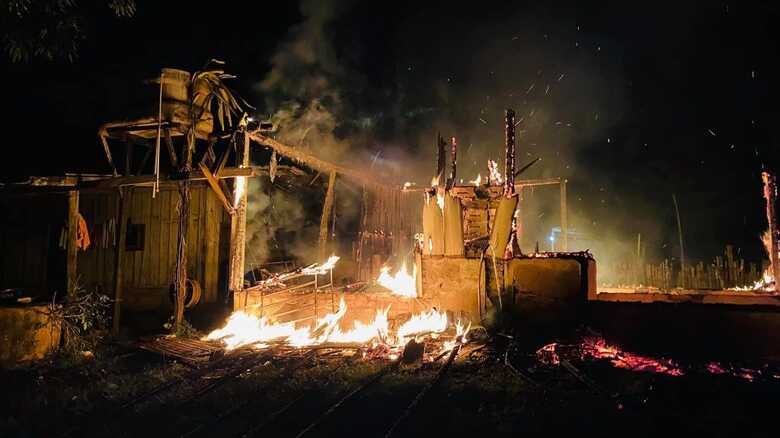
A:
672;193;685;288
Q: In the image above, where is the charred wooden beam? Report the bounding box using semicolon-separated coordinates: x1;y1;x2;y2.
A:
99;134;119;176
436;133;447;186
514;157;540;178
247;132;393;191
504;109;516;197
446;136;457;190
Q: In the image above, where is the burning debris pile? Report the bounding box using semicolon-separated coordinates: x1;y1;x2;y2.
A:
208;256;464;357
205;299;469;358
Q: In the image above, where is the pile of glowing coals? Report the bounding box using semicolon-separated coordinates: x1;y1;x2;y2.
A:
537;337;778;381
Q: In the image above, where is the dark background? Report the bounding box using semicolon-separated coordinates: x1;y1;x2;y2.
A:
4;1;779;266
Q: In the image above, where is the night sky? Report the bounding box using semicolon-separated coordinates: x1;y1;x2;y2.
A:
4;1;779;267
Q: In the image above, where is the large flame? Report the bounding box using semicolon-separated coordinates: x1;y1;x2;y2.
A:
377;263;417;297
397;308;448;339
205;298;390;350
206;255;465;356
234;176;246;206
470;173;482;186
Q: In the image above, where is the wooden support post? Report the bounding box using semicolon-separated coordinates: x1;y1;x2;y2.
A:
198;161;234;214
99;134;119;176
66;190;79;295
762;172;779;284
436;134;446;185
164;128;178;167
173;123;196;331
560;178;568;251
446;137;457;190
112;187;131;336
229;130;250;294
319;171;337;261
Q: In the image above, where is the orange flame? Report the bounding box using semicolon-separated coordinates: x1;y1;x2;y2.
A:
377;263;417;297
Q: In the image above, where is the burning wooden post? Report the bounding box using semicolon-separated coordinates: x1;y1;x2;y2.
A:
504;109;516;197
229;127;250;295
490;109;519;259
763;171;779;286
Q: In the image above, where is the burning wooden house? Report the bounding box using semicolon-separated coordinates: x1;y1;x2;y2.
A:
3;63;779;365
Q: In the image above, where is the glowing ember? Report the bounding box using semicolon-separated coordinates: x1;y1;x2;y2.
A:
403;181;415;189
377;263;417;297
442;320;471;351
705;362;767;381
537;337;684;376
581;337;684;376
487;159;503;186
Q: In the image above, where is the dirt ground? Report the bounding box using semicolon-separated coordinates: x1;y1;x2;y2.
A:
1;327;779;438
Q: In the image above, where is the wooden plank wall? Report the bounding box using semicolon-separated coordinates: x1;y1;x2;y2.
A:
78;183;225;310
78;191;118;296
0;193;69;297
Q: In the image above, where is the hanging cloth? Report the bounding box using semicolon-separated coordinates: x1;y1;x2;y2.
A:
76;213;91;251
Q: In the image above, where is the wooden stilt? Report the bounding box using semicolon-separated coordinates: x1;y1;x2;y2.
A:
66;190;80;295
112;187;131;336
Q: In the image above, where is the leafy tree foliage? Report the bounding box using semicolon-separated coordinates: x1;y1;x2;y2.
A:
1;0;135;62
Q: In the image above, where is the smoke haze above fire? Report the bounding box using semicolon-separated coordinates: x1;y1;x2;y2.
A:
6;0;779;272
245;0;704;271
